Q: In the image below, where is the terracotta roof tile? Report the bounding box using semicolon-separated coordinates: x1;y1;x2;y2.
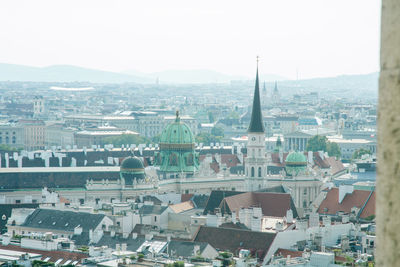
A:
317;188;375;219
274;248;303;258
169;200;195;213
220;192;293;217
194;226;276;259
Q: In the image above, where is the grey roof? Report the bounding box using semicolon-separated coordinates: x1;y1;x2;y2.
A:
164;240;210;258
95;233;146;251
138;205;168;215
22;209;106;232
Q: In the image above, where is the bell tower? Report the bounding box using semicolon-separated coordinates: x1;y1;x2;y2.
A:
245;57;268;191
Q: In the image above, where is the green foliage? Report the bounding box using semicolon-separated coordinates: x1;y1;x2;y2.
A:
208;111;215;123
103;134;150;147
137;253;145;262
78;246;89;252
130;255;136;260
306;135;341;158
327;142;341;158
0;144;21;152
195;132;222;145
151;134;161;144
211;126;224;138
352;148;372;160
166;261;185;267
217;252;233;266
306;135;328;152
364;214;376;221
32;260;55;267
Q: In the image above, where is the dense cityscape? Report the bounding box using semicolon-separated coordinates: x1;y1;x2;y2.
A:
0;62;377;267
0;0;384;266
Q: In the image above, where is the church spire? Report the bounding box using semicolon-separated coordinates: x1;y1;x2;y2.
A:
274;81;278;93
248;56;265;133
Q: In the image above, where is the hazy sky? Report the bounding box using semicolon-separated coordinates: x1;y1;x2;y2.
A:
0;0;381;79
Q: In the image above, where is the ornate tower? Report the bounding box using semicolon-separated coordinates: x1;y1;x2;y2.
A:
155;111;199;179
245;58;268;191
272;81;280;103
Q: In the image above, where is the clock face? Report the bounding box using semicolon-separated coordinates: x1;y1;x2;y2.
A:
251;137;256;141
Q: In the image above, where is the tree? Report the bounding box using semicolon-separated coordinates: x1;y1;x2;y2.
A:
211;126;224;137
306;135;328;152
195;132;222;145
0;144;21;152
352;148;371;160
306;135;341;158
208;111;215;123
102;134;149;147
327;142;341;158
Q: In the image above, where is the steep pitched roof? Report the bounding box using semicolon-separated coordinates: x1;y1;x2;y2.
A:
164;240;211;258
248;66;265;133
220;192;294;218
21;209;106;232
0;204;39;233
317;188;375;219
203;191;244;215
194;226;276;259
139;205;168;215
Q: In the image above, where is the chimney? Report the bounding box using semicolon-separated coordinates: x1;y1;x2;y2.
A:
232;211;237;224
308;151;314;165
286;209;293;224
322;216;331;226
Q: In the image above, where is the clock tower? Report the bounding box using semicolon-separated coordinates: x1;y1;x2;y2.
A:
245;58;268;191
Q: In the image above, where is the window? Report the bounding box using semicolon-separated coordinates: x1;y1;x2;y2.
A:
154;216;157;222
251;167;255;177
169;153;178;166
186;153;194;166
258;167;262;177
15;200;21;204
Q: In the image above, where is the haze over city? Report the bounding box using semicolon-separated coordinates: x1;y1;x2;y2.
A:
0;0;380;80
0;1;388;266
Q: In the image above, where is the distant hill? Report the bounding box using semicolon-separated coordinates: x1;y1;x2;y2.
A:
0;63;152;83
280;72;379;98
0;63;378;97
123;69;287;84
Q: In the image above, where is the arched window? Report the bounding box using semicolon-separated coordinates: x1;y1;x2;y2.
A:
258;167;262;177
251;167;255;177
186;153;194;166
169;153;178;166
5;136;9;144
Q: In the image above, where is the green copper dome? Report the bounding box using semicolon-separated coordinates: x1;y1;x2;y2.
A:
120;156;145;184
159;112;195;149
155;111;199;175
285;151;307;176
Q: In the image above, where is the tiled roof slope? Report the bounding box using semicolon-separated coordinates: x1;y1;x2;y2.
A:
317;188;375;219
21;209;105;232
194;226;276;259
